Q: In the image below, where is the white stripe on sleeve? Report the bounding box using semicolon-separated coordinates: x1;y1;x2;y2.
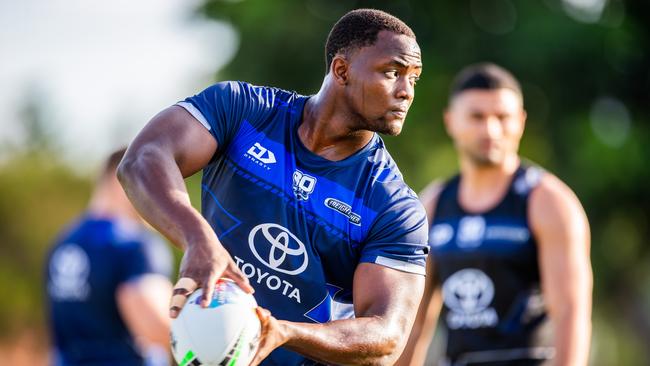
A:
176;102;211;131
374;256;426;275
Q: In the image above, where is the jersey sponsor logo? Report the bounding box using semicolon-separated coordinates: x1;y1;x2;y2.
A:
430;223;454;246
234;256;302;303
248;223;309;275
244;142;276;169
324;198;361;226
442;268;499;329
292;170;317;201
48;244;91;301
457;216;486;248
485;226;531;243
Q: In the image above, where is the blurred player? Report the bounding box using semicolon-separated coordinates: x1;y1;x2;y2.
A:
46;148;174;366
397;63;592;366
118;9;427;366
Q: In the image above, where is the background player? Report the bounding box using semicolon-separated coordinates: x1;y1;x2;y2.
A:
397;63;592;365
46;148;174;366
118;9;428;366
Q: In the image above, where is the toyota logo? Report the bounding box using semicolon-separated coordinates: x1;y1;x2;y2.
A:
248;223;309;275
442;269;494;314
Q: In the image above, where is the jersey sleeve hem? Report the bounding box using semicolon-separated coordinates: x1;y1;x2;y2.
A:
176;101;211;131
361;255;426;275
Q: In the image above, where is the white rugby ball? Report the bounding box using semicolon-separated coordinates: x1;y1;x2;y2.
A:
171;279;261;366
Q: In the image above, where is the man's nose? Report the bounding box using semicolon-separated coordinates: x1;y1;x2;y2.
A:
484;116;503;138
395;77;414;102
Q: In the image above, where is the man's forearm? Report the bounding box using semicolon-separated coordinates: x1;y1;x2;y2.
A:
553;308;591;366
280;317;404;366
117;144;213;250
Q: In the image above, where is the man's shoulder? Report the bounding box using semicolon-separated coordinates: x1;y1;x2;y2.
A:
204;80;302;102
364;143;423;213
528;171;586;231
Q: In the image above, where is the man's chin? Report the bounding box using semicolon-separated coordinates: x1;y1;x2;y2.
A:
377;120;404;136
471;154;503;166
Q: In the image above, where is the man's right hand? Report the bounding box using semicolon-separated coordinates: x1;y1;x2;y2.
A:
115;105;256;319
169;241;253;318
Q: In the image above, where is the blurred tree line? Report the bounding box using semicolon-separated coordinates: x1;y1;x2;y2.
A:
0;0;647;364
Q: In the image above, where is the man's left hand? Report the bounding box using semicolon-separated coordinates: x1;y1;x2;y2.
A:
249;307;288;366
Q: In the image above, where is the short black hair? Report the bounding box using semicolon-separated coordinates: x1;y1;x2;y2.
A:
325;9;415;72
450;63;522;100
103;147;127;177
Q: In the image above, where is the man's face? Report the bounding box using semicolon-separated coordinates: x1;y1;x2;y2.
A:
343;30;422;136
445;88;526;166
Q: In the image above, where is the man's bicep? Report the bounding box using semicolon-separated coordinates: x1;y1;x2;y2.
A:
353;263;425;325
129;106;217;177
530;176;592;306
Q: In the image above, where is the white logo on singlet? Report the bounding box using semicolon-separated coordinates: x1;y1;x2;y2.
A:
430;224;454;247
457;216;486;248
48;244;91;301
442;268;499;329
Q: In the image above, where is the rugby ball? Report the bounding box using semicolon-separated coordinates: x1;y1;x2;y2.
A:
170;280;261;366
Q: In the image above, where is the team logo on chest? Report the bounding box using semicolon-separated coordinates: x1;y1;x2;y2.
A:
292;169;317;201
457;216;486;248
442;268;499;329
48;244;91;301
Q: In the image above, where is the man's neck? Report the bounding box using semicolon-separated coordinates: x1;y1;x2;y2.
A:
87;182;140;221
457;154;520;213
298;78;374;162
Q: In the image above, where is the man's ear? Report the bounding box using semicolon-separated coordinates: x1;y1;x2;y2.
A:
331;55;349;86
443;107;453;137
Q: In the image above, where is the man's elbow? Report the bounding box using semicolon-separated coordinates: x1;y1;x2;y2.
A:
116;150;138;189
116;146;157;190
362;330;405;366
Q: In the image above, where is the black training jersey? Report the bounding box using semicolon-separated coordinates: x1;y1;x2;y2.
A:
429;164;554;366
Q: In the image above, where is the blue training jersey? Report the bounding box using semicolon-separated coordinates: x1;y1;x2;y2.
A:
178;81;428;366
46;215;173;366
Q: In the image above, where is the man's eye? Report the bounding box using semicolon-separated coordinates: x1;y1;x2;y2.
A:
410;76;420;85
385;70;399;78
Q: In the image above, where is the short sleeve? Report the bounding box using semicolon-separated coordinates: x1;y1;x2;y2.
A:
115;234;173;283
360;194;429;275
176;81;272;153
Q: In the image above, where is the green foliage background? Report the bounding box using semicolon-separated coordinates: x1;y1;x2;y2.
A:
0;0;648;364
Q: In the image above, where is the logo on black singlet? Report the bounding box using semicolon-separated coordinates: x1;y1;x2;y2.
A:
430;224;453;247
457;216;486;248
442;269;499;329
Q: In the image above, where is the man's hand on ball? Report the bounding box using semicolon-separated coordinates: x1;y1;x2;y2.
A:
249;307;288;366
169;242;253;318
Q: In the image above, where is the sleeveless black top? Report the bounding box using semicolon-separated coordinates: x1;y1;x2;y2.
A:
429;165;555;366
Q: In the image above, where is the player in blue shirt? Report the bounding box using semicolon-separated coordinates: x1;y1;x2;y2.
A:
397;64;592;365
46;148;174;366
118;9;426;366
